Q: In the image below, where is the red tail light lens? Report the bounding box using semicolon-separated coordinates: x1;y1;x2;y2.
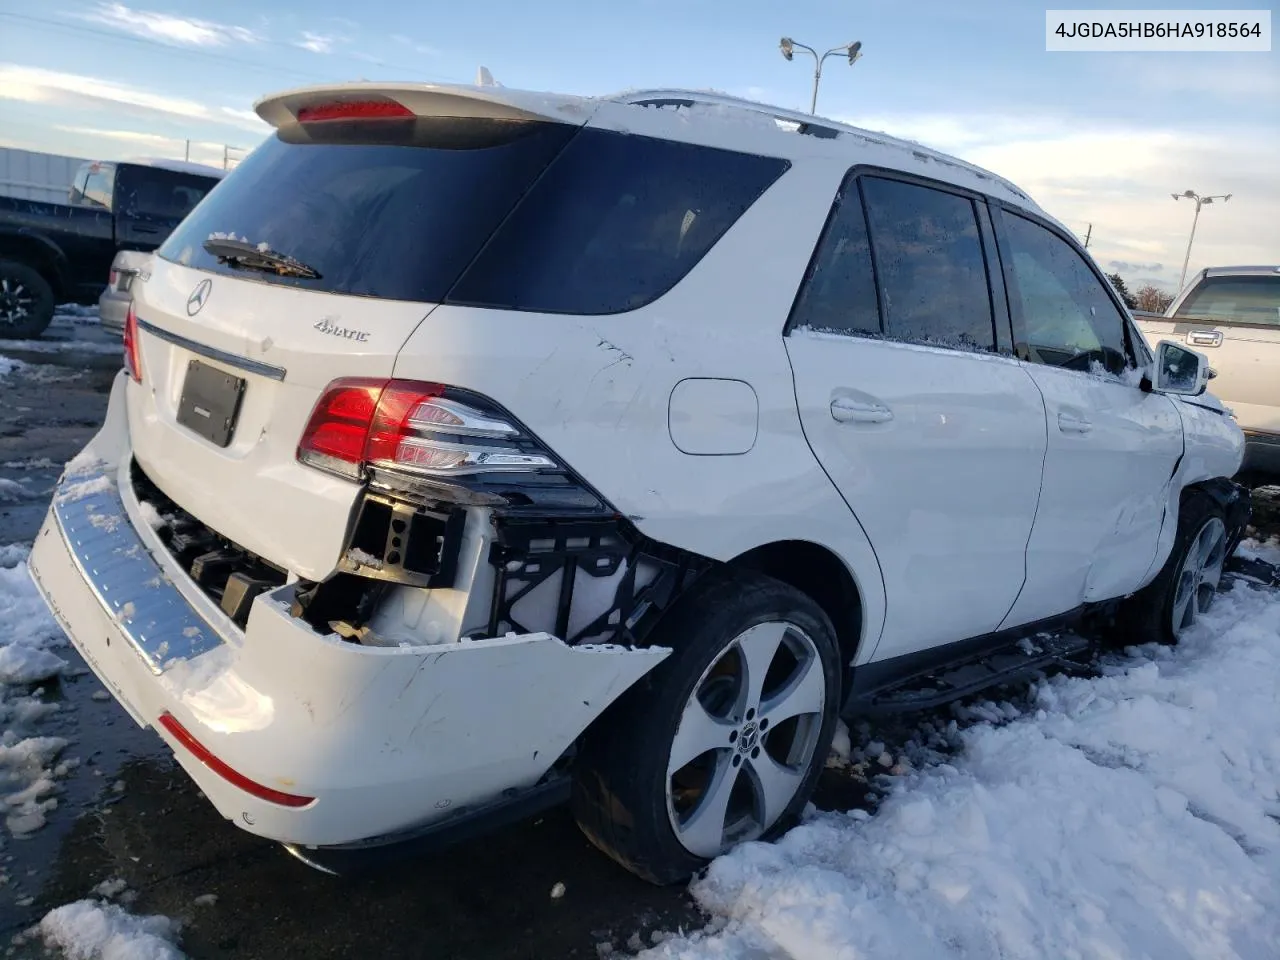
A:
157;712;314;808
123;303;141;383
108;269;119;287
295;100;414;123
298;378;557;481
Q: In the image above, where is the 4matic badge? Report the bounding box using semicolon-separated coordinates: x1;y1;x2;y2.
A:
313;317;369;343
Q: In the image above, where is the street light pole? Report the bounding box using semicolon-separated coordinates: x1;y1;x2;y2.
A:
1172;189;1231;291
779;37;863;114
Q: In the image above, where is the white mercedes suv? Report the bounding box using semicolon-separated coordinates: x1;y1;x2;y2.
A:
30;83;1248;884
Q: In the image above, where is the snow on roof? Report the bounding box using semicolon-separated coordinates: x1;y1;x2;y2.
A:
122;157;228;179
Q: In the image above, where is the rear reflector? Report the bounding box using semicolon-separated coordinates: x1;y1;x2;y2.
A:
157;712;315;808
123;303;141;383
295;100;414;123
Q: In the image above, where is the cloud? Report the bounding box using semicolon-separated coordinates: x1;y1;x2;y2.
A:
80;2;259;47
52;125;238;168
1109;261;1165;274
219;106;266;128
0;65;269;135
295;31;343;54
390;33;440;56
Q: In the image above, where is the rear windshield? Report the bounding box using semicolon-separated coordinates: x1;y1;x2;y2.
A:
158;117;788;312
116;166;221;221
1174;275;1280;326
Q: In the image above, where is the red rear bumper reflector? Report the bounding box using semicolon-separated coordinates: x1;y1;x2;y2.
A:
157;712;314;808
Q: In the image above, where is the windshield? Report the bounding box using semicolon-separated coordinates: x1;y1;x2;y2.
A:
1174;275;1280;326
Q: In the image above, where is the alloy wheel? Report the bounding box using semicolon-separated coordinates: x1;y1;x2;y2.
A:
0;277;33;326
1172;516;1226;638
666;620;827;859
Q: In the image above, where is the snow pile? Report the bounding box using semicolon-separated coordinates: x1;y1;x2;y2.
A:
1;543;73;835
641;581;1280;960
1239;535;1280;567
0;355;25;379
35;900;183;960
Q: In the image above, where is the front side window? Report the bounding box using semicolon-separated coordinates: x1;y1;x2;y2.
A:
1001;211;1130;375
861;176;996;351
1174;275;1280;327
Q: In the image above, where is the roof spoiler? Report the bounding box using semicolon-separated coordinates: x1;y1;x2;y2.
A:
254;82;594;129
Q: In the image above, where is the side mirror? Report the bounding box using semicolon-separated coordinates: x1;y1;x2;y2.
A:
1152;340;1211;396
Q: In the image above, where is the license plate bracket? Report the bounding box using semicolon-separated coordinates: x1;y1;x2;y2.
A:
176;358;246;448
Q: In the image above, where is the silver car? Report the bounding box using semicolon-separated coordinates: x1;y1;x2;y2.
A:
98;250;153;335
1136;265;1280;475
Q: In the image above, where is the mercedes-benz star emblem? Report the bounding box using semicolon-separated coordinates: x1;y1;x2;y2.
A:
186;279;212;316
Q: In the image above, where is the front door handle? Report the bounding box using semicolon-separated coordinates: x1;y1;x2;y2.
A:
830;396;893;424
1057;411;1093;434
1186;330;1222;348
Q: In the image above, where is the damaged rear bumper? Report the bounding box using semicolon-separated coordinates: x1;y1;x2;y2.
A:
28;372;669;849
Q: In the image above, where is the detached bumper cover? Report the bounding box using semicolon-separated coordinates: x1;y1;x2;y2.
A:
29;372;669;847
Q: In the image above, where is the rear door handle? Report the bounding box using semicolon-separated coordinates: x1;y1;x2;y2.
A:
830;396;893;424
1057;411;1093;434
1186;330;1222;348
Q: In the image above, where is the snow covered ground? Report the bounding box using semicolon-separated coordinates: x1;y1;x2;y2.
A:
639;539;1280;960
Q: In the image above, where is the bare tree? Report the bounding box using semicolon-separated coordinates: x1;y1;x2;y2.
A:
1135;284;1174;314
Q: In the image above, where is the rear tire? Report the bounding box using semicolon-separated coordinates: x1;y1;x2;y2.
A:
1114;491;1227;647
0;260;55;339
571;570;841;885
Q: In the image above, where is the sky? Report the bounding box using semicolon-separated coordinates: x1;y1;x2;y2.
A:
0;0;1276;291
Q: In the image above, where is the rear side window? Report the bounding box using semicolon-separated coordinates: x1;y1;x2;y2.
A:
861;177;996;351
1000;211;1130;374
787;179;881;336
116;166;219;221
1174;275;1280;326
450;132;788;314
159;120;786;312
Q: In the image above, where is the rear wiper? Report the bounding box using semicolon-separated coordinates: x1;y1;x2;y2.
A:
202;237;321;279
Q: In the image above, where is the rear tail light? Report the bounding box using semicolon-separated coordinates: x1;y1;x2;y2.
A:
123;303;141;383
295;100;414;123
108;269;118;287
157;713;314;808
298;379;557;483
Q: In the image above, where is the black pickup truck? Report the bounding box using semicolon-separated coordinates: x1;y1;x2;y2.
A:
0;158;225;338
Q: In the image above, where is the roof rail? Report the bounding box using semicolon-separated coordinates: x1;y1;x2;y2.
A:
614;89;853;140
612;88;1030;202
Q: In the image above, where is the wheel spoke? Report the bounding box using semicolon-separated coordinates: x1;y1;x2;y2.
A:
676;753;739;859
1172;571;1195;633
746;753;804;831
735;621;788;713
668;697;735;773
1197;527;1216;567
760;655;825;728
